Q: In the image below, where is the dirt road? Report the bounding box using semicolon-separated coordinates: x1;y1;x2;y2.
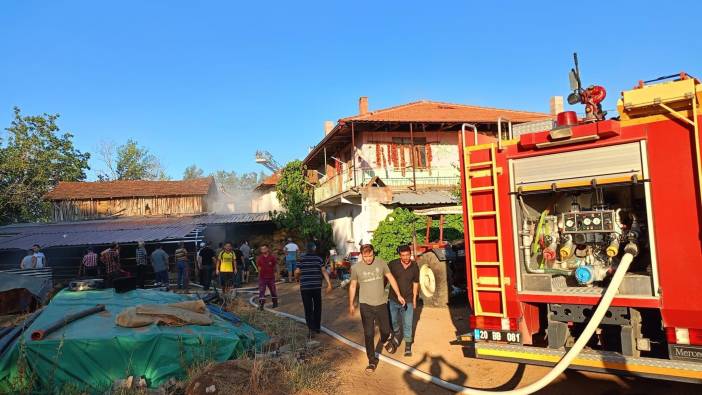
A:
268;282;699;395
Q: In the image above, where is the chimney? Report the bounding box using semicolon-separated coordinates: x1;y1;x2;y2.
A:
324;120;334;135
550;96;564;115
359;96;369;115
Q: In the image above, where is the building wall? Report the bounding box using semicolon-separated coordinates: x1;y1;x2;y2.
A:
357;130;459;168
314;130;461;204
322;194;392;256
251;188;282;213
325;204;360;256
51;195;206;222
314;129;468;255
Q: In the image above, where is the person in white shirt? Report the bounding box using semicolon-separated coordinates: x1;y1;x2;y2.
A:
32;244;47;268
19;250;34;269
284;238;299;282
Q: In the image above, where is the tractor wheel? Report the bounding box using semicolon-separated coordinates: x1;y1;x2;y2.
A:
418;252;451;308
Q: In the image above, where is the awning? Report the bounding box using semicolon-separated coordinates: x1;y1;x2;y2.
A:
413;205;464;216
391;190;458;206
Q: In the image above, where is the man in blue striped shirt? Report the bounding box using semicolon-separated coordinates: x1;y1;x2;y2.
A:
295;242;332;337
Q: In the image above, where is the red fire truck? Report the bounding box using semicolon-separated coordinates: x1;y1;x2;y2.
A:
458;62;702;382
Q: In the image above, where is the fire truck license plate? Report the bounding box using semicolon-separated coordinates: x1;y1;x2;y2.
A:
473;329;521;344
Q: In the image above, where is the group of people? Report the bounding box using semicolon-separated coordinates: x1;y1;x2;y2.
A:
348;243;419;373
24;238;419;375
288;241;418;374
72;240;283;302
18;244;48;270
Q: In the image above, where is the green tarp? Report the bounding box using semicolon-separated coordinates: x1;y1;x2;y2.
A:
0;289;267;394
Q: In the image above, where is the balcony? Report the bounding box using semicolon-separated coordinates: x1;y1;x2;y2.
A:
313;166;460;205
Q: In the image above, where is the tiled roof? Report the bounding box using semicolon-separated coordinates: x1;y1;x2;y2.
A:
341;100;551;123
44;178;215;201
254;173;280;191
304;99;552;167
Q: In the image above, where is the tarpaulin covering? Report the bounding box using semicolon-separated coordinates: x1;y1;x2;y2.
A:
0;289;267;393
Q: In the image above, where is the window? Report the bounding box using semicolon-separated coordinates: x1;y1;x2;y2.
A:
392;137;429;168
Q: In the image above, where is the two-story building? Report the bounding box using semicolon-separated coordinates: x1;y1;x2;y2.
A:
304;97;552;255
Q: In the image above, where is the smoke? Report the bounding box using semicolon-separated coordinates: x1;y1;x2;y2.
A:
208;185;269;214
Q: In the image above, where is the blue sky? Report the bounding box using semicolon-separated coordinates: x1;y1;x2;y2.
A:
1;1;700;180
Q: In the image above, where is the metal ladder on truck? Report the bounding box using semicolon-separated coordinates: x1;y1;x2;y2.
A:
462;124;508;318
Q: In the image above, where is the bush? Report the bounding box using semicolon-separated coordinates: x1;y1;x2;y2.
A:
371;208;464;262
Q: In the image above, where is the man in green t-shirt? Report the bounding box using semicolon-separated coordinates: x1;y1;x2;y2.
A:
348;244;405;373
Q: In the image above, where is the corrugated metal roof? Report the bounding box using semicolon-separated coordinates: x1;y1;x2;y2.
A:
0;223;198;250
413;205;464;216
391;190;458;206
0;212;271;250
195;212;271;224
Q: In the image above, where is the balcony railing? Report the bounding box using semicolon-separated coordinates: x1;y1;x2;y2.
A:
313;166;460;204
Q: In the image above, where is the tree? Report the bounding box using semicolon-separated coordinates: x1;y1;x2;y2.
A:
0;107;90;224
273;160;331;247
371;208;464;262
98;139;169;180
183;164;204;179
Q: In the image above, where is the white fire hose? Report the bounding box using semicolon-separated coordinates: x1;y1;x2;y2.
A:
248;252;635;395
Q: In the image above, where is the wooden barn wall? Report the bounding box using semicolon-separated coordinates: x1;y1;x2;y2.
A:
51;196;206;222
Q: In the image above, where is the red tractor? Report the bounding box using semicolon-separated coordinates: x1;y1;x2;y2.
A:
412;206;466;308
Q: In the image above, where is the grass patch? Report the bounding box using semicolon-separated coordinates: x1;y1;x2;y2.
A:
179;295;339;395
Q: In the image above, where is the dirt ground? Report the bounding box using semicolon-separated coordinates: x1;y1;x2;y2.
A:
266;282;700;395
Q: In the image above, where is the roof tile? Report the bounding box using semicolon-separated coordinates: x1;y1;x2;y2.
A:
342;100;551;123
45;178;215;201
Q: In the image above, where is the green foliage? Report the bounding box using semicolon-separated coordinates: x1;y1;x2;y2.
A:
371;208;464;262
115;139;168;180
0;107;90;224
183;164;204;179
273;160;332;248
97;139;168;181
442;213;465;241
371;208;424;262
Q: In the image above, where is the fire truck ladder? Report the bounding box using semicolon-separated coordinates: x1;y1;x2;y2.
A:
463;131;508;318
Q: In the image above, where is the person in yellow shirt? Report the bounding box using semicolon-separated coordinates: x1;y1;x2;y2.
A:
216;241;238;293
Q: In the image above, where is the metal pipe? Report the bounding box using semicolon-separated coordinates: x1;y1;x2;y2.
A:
31;304;106;341
351;122;357;188
439;214;445;243
410;123;417;190
425;216;432;244
497;117;513;149
461;123;478;147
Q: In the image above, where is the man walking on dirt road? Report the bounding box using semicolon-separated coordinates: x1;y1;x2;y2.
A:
348;244;405;373
388;244;419;357
295;242;333;337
